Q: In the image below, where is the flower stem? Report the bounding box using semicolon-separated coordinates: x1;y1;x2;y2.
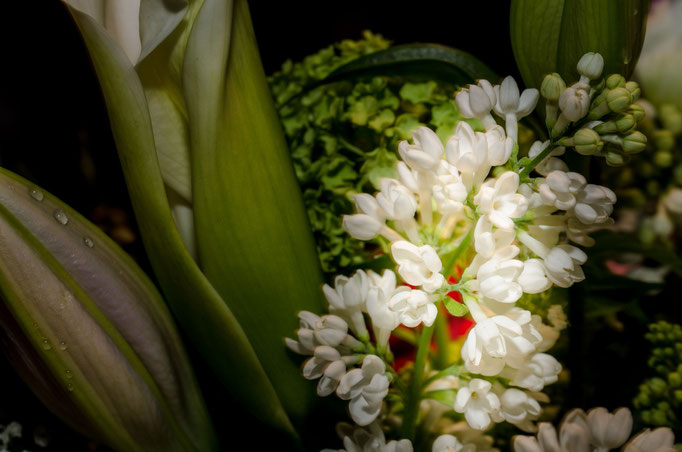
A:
402;324;434;441
518;140;554;180
443;228;473;275
433;309;450;370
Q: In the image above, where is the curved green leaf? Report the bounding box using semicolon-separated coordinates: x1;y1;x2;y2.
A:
510;0;650;89
184;0;324;426
66;4;296;436
324;44;498;85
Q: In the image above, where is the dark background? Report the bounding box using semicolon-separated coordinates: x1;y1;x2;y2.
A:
0;2;664;451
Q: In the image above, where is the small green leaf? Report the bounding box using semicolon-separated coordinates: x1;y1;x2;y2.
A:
444;297;469;317
423;389;457;407
399;81;438;104
510;0;650;89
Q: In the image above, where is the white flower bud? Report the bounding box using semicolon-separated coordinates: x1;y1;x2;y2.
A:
376;179;418;221
398;126;444;172
577;52;604;80
586;407;633;450
391;241;445;292
343;214;384;240
559;83;591;122
624;427;676;452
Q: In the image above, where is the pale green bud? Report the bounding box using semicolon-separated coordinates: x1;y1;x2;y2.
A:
573;128;604;155
606;74;626;89
628;104;646;122
625;81;641;102
541;73;566;101
623;131;648;154
0;169;216;452
616;114;636;133
607;87;633;112
577;52;604;80
606;150;627;166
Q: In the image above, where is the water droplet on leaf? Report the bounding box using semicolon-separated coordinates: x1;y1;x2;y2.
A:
53;209;68;225
29;188;44;201
58;341;67;351
41;339;51;350
83;237;94;248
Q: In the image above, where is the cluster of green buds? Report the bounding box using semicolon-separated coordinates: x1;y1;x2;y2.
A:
539;53;647;167
633;322;682;429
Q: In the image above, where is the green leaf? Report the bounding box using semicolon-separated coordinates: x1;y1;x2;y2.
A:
423;389;457;407
510;0;650;89
444;297;469;317
66;2;297;437
399;81;438;104
184;0;325;428
324;44;498;86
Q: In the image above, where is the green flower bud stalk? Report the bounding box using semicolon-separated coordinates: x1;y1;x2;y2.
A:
0;168;216;452
541;73;565;129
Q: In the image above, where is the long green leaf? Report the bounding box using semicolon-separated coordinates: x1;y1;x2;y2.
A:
184;0;325;425
510;0;650;89
324;43;497;87
66;4;296;436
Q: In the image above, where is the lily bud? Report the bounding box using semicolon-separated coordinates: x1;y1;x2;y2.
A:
0;169;216;451
577;52;604;81
623;131;648;154
607;88;633;113
541;73;566;102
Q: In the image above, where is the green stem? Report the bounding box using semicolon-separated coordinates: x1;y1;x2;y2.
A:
401;324;434;440
338;136;367;157
443;228;474;275
433;310;450;370
519;140;554;180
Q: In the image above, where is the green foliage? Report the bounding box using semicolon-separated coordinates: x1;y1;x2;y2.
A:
634;322;682;429
269;33;470;275
510;0;649;90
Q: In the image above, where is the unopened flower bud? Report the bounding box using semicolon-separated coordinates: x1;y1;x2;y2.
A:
623;131;647;154
0;169;216;451
606;150;627;167
628;104;646;122
606;74;626;89
616;114;636;133
577;52;604;80
625;81;641;102
573;128;603;155
653;130;675;152
541;73;566;102
607;87;633;112
559;83;590;122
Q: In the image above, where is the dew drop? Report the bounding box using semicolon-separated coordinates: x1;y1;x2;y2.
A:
53;209;68;225
65;369;73;379
59;341;68;351
32;322;38;328
83;237;94;248
29;188;44;201
67;383;74;392
41;339;52;351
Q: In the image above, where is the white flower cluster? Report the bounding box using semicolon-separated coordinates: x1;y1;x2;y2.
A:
513;406;677;452
286;310;390;426
293;52;625;444
321;422;413;452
